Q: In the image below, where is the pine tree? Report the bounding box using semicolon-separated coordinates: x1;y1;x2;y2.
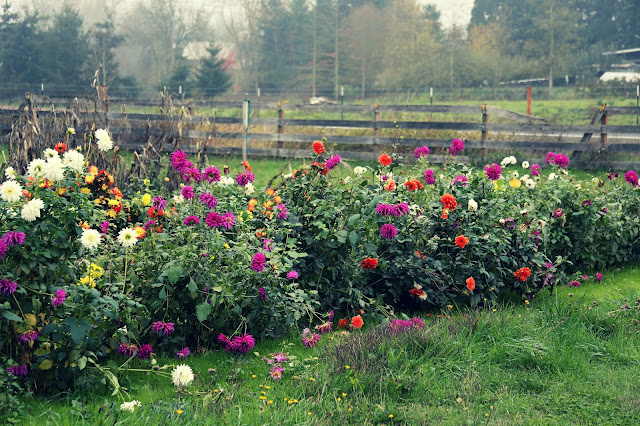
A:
195;44;231;98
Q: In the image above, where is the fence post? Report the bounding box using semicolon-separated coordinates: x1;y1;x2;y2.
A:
600;104;608;145
277;101;284;151
373;104;380;151
242;98;250;162
481;104;488;162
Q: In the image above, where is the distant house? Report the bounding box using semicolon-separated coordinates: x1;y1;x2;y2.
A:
601;48;640;82
183;41;235;68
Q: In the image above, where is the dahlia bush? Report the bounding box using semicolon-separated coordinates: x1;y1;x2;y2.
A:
2;130;639;396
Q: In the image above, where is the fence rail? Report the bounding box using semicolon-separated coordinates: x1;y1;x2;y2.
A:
2;100;640;168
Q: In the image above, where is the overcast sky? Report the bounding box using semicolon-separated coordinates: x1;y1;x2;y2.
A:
11;0;474;29
420;0;474;28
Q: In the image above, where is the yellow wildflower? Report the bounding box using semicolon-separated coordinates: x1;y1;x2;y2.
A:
141;193;152;206
80;187;91;194
509;178;521;189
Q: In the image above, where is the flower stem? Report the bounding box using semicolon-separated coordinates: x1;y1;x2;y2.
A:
123;249;128;295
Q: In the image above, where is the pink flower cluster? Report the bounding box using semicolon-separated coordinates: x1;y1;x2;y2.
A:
389;317;425;333
376;202;409;217
325;154;342;170
51;289;66;307
205;211;236;230
18;330;39;344
484;163;502;181
424;169;436;185
218;333;256;354
301;328;322;348
263;352;289;380
251;252;267;272
152;321;175;336
414;146;430;158
235;171;256;186
177;347;191;359
0;278;18;295
449;138;464;156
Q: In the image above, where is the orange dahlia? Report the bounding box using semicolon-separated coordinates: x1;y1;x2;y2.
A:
409;288;425;297
360;257;378;270
351;315;364;329
403;179;423;191
466;277;476;292
454;235;469;248
440;193;458;211
378;154;392;167
514;267;531;282
312;141;325;155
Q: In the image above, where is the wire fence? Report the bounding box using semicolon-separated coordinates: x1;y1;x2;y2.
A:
1;83;639;105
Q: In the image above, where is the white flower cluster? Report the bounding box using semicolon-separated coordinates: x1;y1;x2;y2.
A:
21;198;45;222
95;128;113;152
501;156;517;167
120;400;141;412
468;199;478;211
4;167;16;180
244;182;255;195
518;173;537;189
80;228;102;251
217;176;235;187
117;227;138;248
171;364;194;387
63;150;85;173
0;180;23;202
353;166;367;176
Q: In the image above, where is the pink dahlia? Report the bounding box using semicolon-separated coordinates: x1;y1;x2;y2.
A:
251;252;267;272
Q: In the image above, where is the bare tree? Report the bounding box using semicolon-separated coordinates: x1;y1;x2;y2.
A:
123;0;211;86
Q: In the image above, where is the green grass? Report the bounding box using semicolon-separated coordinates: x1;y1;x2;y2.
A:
16;264;640;425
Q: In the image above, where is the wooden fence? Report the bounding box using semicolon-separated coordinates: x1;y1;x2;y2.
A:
2;99;640;168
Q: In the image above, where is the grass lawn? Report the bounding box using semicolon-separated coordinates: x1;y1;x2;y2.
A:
16;264;640;425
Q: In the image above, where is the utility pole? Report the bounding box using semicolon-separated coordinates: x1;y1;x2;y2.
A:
334;0;339;100
312;0;317;97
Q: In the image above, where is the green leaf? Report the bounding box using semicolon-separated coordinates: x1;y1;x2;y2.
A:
168;266;183;285
211;286;222;293
196;302;212;323
2;311;23;322
188;277;197;297
64;318;92;345
348;231;359;246
77;357;88;371
38;359;54;370
41;322;57;334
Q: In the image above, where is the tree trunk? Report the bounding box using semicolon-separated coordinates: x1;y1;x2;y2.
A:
548;3;554;97
361;55;366;98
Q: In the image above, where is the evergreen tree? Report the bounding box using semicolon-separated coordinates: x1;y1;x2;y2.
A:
0;4;42;91
91;11;124;87
159;61;195;97
195;44;231;98
40;6;91;87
